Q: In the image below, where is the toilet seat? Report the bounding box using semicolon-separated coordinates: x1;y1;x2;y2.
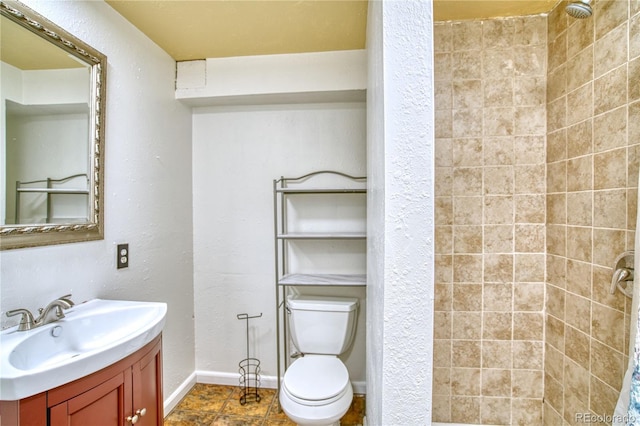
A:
283;356;350;406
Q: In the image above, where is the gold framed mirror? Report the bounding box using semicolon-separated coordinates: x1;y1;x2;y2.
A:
0;1;106;250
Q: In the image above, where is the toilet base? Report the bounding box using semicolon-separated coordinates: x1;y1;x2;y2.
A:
279;383;353;426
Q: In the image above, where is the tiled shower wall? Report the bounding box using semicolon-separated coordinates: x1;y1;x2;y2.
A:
544;0;640;424
432;15;548;424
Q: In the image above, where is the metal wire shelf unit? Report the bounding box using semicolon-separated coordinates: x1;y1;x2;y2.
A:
273;170;366;405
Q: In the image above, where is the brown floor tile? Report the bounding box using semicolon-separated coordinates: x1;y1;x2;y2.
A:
164;409;217;426
164;384;365;426
212;414;264;426
221;387;275;417
175;384;235;412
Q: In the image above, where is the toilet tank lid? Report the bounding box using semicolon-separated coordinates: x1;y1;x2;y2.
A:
287;295;358;312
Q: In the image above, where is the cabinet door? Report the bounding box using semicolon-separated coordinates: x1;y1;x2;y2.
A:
131;342;163;426
49;371;131;426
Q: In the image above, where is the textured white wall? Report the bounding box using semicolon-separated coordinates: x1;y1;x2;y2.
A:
0;0;195;400
192;103;367;383
366;0;435;424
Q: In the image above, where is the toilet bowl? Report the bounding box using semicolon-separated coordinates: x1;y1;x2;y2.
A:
279;295;359;426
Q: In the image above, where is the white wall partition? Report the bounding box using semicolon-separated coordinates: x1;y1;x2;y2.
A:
192;102;367;385
366;0;436;424
0;0;195;401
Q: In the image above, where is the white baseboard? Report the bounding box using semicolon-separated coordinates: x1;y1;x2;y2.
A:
163;371;197;415
197;370;366;394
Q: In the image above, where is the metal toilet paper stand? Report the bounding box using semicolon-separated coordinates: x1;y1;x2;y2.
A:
237;312;262;405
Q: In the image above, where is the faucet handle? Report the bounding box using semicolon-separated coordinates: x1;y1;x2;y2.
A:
6;309;35;331
57;294;75;306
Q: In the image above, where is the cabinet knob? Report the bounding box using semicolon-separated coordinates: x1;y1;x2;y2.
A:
126;414;139;424
136;408;147;417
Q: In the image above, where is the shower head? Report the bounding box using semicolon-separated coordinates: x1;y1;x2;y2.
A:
565;0;592;19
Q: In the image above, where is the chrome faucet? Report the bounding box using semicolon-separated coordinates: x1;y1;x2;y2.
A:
5;294;74;331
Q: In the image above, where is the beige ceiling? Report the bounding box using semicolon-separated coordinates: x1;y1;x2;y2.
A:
106;0;560;62
1;16;86;70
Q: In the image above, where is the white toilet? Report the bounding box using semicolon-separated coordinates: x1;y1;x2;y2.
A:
280;295;359;426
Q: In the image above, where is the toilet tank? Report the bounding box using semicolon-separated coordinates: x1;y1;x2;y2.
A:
287;295;359;355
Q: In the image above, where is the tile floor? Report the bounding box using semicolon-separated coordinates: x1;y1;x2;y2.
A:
164;383;366;426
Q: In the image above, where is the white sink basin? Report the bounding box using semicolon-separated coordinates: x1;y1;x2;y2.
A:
0;299;167;400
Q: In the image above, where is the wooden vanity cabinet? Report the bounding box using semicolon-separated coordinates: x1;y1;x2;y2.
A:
0;335;163;426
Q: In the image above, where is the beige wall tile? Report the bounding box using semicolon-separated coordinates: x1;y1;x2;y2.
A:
514;340;544;369
453;138;483;166
452;340;482;368
589;376;620;419
594;107;627;152
546;254;567;288
594;65;627;115
484;195;514;224
566;226;592;262
453;80;483;109
544;373;564;414
484;253;515;282
597;222;627;268
567;13;594;58
547;65;567;102
514;253;546;282
453;108;484;138
482;369;512;396
565;325;590;368
566;156;592;192
451;396;481;424
513;312;544;340
453;282;483;310
453;20;483;51
481;397;512;425
483;49;516;77
566;258;592;297
591;303;625;352
483;340;513;368
453;254;483;283
546;283;566;319
515;193;546;223
483;312;513;339
515;135;546;164
512;398;543;426
566;120;593;158
566;83;593;125
453;50;483;79
454;225;483;253
546;223;567;256
484;19;515;49
595;0;629;40
515;282;545;311
452;311;482;339
484;137;514;166
548;31;567;72
454;196;483;224
451;367;481;395
594;149;627;190
630;13;640;59
564;292;591;334
484;225;514;253
434;23;452;53
593;189;627;228
566;192;592;226
546;314;565;351
484;78;514;108
590;339;623;390
594;23;627;78
512;370;544;398
566;46;594;92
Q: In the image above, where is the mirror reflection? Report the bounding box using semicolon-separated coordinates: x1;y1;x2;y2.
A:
0;1;106;249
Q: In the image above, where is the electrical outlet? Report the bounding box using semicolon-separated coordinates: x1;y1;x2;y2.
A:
117;243;129;269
